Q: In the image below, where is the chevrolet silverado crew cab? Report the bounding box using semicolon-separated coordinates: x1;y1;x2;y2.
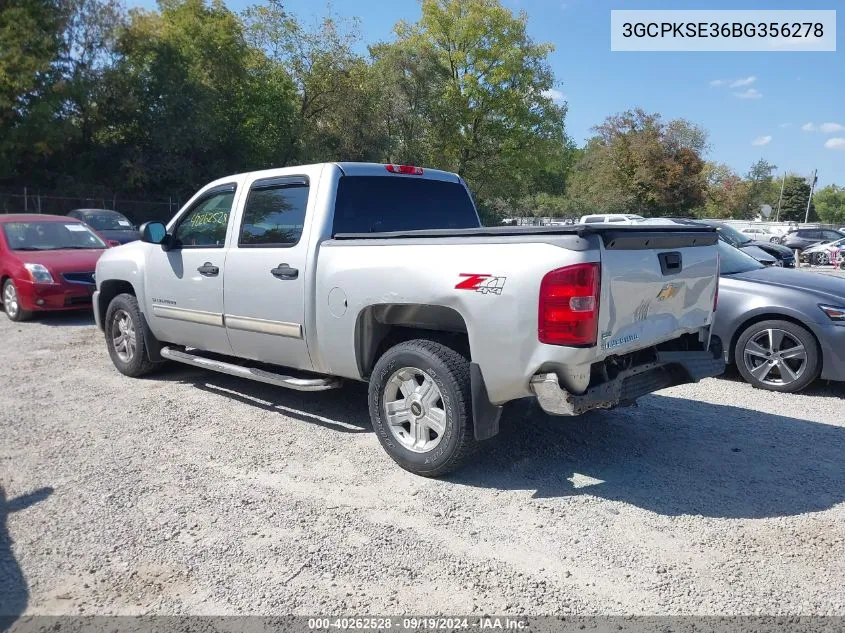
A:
94;163;724;476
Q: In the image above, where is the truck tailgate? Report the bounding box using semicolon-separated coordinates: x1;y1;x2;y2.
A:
596;228;718;357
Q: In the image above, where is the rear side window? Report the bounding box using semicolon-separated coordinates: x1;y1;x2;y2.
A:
239;178;310;247
332;176;479;234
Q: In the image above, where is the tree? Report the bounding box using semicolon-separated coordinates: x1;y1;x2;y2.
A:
243;0;381;165
565;109;707;217
97;0;298;197
814;184;845;225
0;0;64;182
742;159;778;219
696;161;749;219
778;175;816;222
375;0;570;203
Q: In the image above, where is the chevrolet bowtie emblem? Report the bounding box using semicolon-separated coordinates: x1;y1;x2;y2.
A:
656;283;679;301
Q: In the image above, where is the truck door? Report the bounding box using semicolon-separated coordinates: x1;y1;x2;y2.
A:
143;183;239;355
222;174;313;371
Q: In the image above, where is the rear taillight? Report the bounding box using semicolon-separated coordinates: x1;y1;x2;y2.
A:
385;164;424;175
538;263;600;346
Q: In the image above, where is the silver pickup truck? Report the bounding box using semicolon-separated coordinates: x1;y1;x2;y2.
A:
94;162;724;476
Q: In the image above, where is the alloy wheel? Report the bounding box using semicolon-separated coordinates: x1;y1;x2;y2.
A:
382;367;447;453
111;309;136;363
742;328;808;387
3;282;18;319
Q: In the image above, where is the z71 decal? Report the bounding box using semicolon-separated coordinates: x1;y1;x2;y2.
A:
455;273;507;295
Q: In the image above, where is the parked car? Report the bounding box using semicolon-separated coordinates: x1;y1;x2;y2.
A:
713;241;845;393
579;213;644;225
800;237;845;266
0;214;111;321
67;208;140;244
698;220;796;267
741;226;782;243
782;228;845;251
93;162;723;476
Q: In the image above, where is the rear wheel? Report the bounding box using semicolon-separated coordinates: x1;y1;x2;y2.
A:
105;293;158;377
2;279;31;322
735;320;820;393
368;339;475;477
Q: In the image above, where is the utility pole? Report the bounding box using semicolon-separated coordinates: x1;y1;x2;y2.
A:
804;169;818;224
775;172;786;222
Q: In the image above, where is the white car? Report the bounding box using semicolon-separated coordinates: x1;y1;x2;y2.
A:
579;213;644;225
741;227;782;243
801;237;845;266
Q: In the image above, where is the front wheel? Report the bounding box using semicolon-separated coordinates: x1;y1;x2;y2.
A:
814;251;829;266
368;340;475;477
105;293;158;377
735;320;820;393
3;279;31;322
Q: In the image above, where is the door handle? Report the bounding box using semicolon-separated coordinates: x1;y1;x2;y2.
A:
271;263;299;279
197;262;219;276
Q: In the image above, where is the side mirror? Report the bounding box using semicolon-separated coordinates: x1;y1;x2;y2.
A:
140;221;167;245
107;240;121;248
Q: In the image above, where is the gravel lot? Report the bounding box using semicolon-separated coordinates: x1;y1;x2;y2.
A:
1;311;844;617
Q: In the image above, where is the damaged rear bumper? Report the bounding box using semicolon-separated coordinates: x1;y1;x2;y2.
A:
530;338;725;416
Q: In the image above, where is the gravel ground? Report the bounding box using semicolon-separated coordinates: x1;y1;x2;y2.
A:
1;311;844;617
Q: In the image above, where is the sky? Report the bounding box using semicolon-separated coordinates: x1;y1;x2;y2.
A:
126;0;844;186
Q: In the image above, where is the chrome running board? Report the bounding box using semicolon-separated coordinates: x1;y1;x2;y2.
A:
160;347;342;392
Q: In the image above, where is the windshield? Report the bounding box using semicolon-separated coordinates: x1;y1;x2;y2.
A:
83;212;134;231
711;223;753;247
718;241;764;275
2;221;107;250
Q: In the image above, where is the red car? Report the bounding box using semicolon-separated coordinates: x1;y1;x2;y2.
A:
0;214;115;321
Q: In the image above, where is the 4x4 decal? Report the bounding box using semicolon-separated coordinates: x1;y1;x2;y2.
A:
455;273;507;295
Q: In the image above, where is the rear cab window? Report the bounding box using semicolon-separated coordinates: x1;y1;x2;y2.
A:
331;176;480;234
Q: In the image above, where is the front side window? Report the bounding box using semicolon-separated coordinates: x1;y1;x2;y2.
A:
173;189;235;248
239;180;309;247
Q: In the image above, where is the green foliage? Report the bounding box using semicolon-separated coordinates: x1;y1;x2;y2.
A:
741;158;779;219
778;175;816;223
565;109;707;217
694;162;749;219
0;0;574;211
0;0;839;226
814;185;845;225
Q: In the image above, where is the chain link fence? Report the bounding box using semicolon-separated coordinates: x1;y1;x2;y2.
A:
0;188;181;225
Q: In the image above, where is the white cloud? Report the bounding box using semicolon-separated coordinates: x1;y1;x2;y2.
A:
542;88;566;104
730;76;756;87
825;138;845;150
779;123;791;128
802;122;816;132
752;135;772;146
820;122;845;134
709;79;726;87
734;88;762;99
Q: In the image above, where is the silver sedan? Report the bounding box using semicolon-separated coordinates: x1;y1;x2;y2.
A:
713;241;845;393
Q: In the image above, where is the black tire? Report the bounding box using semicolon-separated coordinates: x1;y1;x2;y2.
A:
105;293;158;377
734;319;820;393
2;279;32;322
368;339;475;477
